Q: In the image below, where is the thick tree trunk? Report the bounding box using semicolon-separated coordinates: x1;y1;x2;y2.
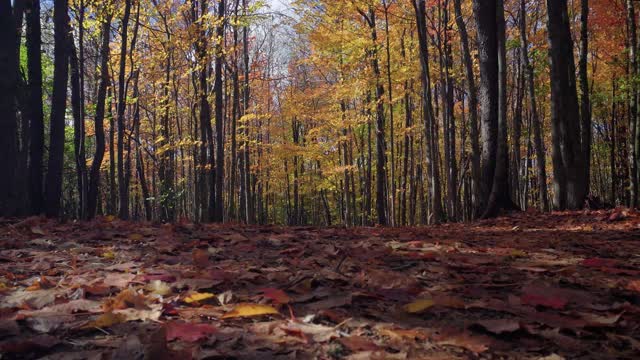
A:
482;0;513;218
26;0;45;215
45;0;70;217
0;0;20;217
547;0;587;210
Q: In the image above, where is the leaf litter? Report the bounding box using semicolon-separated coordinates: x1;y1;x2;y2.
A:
0;210;639;358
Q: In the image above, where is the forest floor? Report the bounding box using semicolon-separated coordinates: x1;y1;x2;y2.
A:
1;210;640;359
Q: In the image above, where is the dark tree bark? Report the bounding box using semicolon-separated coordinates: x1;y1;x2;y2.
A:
45;0;70;217
482;0;513;218
69;35;85;218
579;0;591;200
213;0;226;222
26;0;45;215
0;0;20;217
87;15;112;219
628;0;638;207
116;0;132;219
547;0;587;209
413;0;444;223
520;0;549;211
453;0;481;218
473;0;498;213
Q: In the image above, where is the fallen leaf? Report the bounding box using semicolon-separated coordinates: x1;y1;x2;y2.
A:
115;304;162;322
192;249;209;268
474;319;521;334
128;233;144;241
404;299;435;313
260;287;291;304
338;336;380;351
103;273;136;288
146;280;172;296
521;286;569;310
165;321;217;342
82;312;126;329
581;258;619;268
221;303;279;319
184;292;216;304
31;226;46;235
435;330;490;354
2;289;59;309
627;280;640;293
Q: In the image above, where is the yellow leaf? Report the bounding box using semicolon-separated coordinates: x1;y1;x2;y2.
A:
128;233;144;241
102;251;115;259
510;250;527;258
404;299;435;313
221;303;279;319
184;292;215;304
83;312;126;329
104;215;115;222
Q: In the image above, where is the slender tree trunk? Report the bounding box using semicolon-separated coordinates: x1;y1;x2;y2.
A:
26;0;45;215
213;0;226;222
580;0;591;201
453;0;480;218
69;35;85;219
628;0;638;207
116;0;132;219
413;0;444;223
520;0;549;211
87;15;113;219
45;0;70;217
382;0;396;225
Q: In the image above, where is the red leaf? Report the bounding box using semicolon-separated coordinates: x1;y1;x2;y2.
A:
582;258;619;268
260;288;291;304
165;322;217;342
521;293;567;310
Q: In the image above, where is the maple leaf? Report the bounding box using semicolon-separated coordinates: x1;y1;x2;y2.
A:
165;321;217;342
260;288;291;304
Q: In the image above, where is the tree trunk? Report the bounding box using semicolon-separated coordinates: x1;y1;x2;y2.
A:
520;0;549;211
627;0;638;207
116;0;132;219
45;0;70;217
547;0;587;210
482;0;513;218
0;0;20;216
453;0;481;218
413;0;444;223
26;0;45;215
213;0;226;222
580;0;591;201
87;15;113;219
